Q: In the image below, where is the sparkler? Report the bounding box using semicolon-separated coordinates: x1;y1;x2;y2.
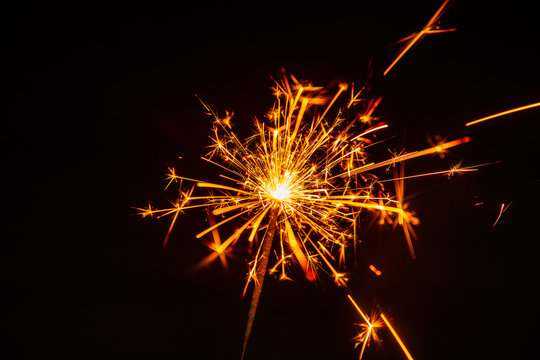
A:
135;70;473;359
134;1;532;358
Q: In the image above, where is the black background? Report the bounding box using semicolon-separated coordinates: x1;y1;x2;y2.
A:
5;1;539;359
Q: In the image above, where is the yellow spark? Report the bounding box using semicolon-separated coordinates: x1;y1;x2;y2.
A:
465;102;540;127
347;82;365;108
344;136;471;177
381;313;415;360
369;264;382;276
348;294;370;324
133;203;155;218
384;0;454;76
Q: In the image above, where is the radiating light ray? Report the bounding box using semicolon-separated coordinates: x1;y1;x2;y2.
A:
378;160;501;183
383;0;454;76
379;165;474;183
353;308;385;360
465;102;540;127
392;165;418;259
347;295;391;360
348;294;371;324
381;313;415;360
342;137;471;177
195;208;251;239
347;82;365;108
351;122;388;141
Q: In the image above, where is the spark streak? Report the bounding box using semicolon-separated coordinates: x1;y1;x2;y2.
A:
383;0;454;76
343;136;471;177
381;313;415;360
465;102;540;127
492;202;512;228
369;264;382;276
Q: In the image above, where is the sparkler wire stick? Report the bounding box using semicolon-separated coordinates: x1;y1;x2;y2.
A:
241;205;279;360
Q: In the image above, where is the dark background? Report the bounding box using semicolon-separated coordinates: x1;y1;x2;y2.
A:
5;1;539;359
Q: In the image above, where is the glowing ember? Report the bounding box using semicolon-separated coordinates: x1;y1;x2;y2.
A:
369;264;382;276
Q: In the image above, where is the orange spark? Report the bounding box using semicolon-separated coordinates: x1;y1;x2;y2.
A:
347;82;365;108
492;202;512;228
465;102;540;126
369;264;382;276
352;122;388;141
383;0;454;76
344;136;471;177
348;294;370;324
392;165;418;259
381;313;414;360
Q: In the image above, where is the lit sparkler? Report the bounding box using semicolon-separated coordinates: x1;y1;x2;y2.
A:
134;1;525;359
135;70;472;359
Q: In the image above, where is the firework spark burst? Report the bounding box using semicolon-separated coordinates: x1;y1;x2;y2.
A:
132;1;532;358
135;69;475;359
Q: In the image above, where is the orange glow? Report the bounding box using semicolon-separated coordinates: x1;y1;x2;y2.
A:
369;264;382;276
465;102;540;126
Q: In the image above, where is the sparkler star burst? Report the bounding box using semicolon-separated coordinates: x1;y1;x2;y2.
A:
133;2;509;358
136;70;473;359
